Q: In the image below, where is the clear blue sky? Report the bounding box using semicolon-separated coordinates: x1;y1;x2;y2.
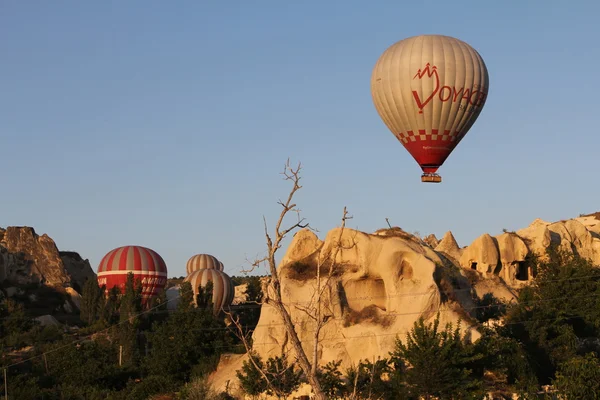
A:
2;1;599;278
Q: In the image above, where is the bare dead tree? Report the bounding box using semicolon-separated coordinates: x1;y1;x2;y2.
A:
225;159;354;400
293;206;354;376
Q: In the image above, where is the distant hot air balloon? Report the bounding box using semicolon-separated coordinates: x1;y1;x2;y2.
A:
371;34;489;183
97;245;168;307
184;269;234;315
186;254;224;274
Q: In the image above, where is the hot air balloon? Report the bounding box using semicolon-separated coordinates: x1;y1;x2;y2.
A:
183;269;234;315
97;245;168;307
186;253;224;274
371;34;489;183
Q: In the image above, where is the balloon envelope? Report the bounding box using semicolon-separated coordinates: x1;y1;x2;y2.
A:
97;245;168;305
184;269;234;315
186;254;224;274
371;34;489;178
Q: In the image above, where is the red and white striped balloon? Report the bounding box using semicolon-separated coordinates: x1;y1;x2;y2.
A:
186;253;224;274
97;245;168;304
183;269;234;315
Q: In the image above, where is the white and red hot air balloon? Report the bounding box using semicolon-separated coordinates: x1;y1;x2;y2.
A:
186;253;224;274
184;268;234;315
371;34;490;183
97;245;168;306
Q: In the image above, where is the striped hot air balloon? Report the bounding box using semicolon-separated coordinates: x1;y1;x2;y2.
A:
186;253;224;274
184;269;234;315
97;245;168;306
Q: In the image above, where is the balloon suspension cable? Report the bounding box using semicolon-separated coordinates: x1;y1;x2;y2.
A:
421;173;442;183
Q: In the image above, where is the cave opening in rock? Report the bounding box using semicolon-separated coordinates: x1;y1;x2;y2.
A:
471;262;478;271
341;277;387;312
493;261;502;276
516;261;528;281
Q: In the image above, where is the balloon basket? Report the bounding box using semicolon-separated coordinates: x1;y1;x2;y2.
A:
421;173;442;183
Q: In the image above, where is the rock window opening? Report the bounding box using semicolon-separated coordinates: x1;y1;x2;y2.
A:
516;261;528;281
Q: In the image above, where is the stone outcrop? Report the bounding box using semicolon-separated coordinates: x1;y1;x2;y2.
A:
514;218;600;266
0;226;95;292
576;213;600;236
423;234;439;248
435;231;462;262
233;283;248;305
60;251;96;290
0;227;71;286
459;233;499;277
252;227;481;371
208;213;600;394
492;232;530;286
516;219;553;257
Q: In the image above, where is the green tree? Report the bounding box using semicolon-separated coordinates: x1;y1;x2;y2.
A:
390;313;484;399
500;247;600;384
143;287;229;383
236;351;268;399
102;286;121;325
116;273;143;367
232;276;263;336
154;287;168;311
475;293;506;324
45;336;135;394
80;277;105;326
471;327;538;397
177;281;195;312
236;353;303;400
343;358;397;400
0;298;38;348
552;352;600;399
245;276;264;303
316;360;344;399
196;280;214;311
263;355;303;399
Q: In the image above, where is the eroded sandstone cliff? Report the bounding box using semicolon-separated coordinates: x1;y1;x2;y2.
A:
0;226;95;291
209;213;600;396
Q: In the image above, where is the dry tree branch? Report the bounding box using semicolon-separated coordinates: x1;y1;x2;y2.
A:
289;206;355;378
249;159;328;400
233;160;357;400
223;310;280;396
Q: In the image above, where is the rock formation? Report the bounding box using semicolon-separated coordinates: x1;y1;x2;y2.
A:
251;226;482;372
209;212;600;395
233;283;248;305
60;251;96;291
459;233;499;278
435;231;462;262
0;226;95;293
423;233;439;248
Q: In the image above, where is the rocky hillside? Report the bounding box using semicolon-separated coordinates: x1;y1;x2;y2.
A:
0;226;95;321
0;226;95;291
209;212;600;395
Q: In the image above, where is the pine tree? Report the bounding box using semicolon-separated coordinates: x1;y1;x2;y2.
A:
102;286;121;325
264;355;303;399
116;273;143;366
80;278;104;326
236;351;268;398
177;281;194;312
195;280;214;311
143;284;229;382
390;313;484;399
